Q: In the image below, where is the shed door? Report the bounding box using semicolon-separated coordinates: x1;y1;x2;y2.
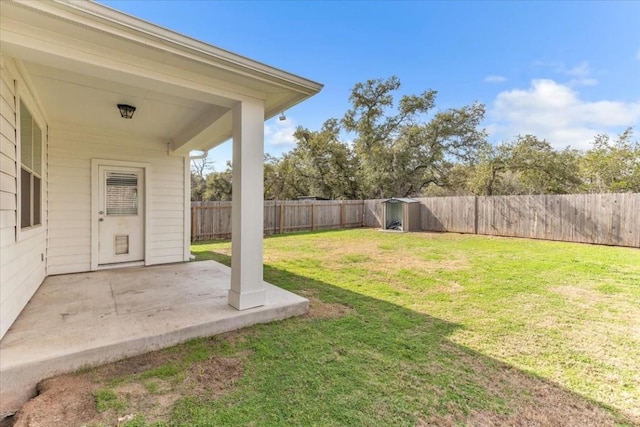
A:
97;166;144;265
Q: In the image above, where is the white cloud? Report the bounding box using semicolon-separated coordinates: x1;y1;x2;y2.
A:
570;77;598;87
561;62;599;87
534;60;598;87
264;116;297;147
489;79;640;150
484;75;507;83
560;61;590;78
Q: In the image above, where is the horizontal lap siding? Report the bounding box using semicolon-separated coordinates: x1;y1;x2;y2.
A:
48;127;186;275
150;163;185;260
0;61;47;339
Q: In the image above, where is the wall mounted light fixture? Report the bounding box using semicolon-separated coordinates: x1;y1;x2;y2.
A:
117;104;136;119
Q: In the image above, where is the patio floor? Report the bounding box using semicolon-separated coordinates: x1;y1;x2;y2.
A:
0;261;308;415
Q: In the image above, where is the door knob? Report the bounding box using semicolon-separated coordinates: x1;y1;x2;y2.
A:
99;218;104;222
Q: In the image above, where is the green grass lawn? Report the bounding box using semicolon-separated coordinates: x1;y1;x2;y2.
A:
86;230;640;426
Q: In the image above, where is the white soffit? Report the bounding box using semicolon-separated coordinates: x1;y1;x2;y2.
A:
0;0;323;151
25;61;228;143
1;0;322;116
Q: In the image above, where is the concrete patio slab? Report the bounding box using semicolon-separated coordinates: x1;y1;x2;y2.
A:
0;261;308;415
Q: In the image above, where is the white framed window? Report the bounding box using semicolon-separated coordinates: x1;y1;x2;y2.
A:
19;101;42;229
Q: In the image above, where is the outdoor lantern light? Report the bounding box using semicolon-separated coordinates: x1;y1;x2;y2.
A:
278;111;286;121
117;104;136;119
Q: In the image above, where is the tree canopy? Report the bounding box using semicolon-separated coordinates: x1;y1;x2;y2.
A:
191;76;639;201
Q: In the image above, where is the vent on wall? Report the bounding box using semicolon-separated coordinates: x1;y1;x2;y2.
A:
114;235;129;255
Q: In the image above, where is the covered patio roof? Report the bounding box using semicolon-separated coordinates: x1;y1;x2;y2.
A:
0;0;322;154
0;261;308;414
1;2;321;414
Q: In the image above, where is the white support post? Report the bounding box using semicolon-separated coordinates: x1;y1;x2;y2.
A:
228;99;266;310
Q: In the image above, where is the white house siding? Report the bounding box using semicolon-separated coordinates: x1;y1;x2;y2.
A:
0;59;48;339
47;126;188;275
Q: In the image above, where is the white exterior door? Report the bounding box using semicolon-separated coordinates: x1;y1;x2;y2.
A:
97;166;144;265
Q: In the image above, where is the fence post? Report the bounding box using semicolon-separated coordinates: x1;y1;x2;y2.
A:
274;200;278;235
279;204;284;234
191;206;196;241
474;196;479;235
191;194;638;247
311;204;316;230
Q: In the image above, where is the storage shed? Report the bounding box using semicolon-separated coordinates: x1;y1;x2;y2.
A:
382;198;421;232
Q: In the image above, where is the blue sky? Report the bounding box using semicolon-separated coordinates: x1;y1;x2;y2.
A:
101;1;640;171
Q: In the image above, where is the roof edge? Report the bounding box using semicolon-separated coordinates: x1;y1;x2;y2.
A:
34;0;323;95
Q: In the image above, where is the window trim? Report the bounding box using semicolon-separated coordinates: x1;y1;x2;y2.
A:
15;86;46;242
19;100;43;230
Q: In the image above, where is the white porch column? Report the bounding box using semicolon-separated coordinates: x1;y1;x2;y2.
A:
228;99;266;310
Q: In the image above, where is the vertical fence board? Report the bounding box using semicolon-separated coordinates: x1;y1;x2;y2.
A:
477;193;638;247
191;194;639;248
418;193;637;247
191;200;366;241
363;199;384;227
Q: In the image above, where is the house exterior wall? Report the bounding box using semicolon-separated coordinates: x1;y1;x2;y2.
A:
47;126;189;275
0;58;48;339
1;54;191;340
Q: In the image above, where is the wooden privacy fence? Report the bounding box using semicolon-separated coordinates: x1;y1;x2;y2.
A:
191;200;364;241
363;193;639;248
193;193;638;248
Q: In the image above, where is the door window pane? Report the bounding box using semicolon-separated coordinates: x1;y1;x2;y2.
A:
106;172;138;216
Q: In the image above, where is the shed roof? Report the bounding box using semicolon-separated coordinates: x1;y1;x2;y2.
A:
381;198;420;204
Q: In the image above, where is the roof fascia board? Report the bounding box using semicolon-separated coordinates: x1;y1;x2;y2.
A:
0;16;265;105
0;16;266;106
14;0;323;96
63;0;323;94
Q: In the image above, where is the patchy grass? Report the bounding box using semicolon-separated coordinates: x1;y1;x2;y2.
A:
94;388;127;413
188;229;640;426
13;229;640;426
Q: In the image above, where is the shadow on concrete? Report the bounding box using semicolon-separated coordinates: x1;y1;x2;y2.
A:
0;261;307;417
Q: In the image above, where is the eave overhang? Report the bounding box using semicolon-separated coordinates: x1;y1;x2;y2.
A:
0;0;323;154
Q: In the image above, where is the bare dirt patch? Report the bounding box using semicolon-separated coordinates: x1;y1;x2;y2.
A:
299;290;352;320
184;356;244;398
93;347;179;380
11;375;98;427
8;340;245;427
